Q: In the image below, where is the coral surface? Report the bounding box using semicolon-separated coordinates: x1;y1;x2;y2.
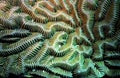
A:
0;0;120;78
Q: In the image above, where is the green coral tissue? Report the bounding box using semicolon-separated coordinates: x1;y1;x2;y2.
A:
0;0;120;78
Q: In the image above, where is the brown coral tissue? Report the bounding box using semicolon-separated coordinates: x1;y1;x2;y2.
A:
0;0;120;78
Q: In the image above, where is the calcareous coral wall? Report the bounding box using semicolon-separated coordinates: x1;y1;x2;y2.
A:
0;0;120;78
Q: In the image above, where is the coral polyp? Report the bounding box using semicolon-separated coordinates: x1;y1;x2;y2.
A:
0;0;120;78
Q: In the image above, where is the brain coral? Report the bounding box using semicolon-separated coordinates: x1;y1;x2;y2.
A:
0;0;120;78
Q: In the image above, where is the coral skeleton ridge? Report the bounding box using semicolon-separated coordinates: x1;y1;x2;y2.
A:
0;0;120;78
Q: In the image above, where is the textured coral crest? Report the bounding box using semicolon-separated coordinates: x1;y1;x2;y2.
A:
0;0;120;78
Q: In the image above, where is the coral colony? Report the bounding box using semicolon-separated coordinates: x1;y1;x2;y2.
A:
0;0;120;78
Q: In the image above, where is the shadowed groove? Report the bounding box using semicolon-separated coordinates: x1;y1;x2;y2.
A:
0;33;43;56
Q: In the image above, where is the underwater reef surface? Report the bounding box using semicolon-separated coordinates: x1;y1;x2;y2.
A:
0;0;120;78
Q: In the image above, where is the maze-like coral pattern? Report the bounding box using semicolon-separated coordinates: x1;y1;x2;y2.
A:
0;0;120;78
